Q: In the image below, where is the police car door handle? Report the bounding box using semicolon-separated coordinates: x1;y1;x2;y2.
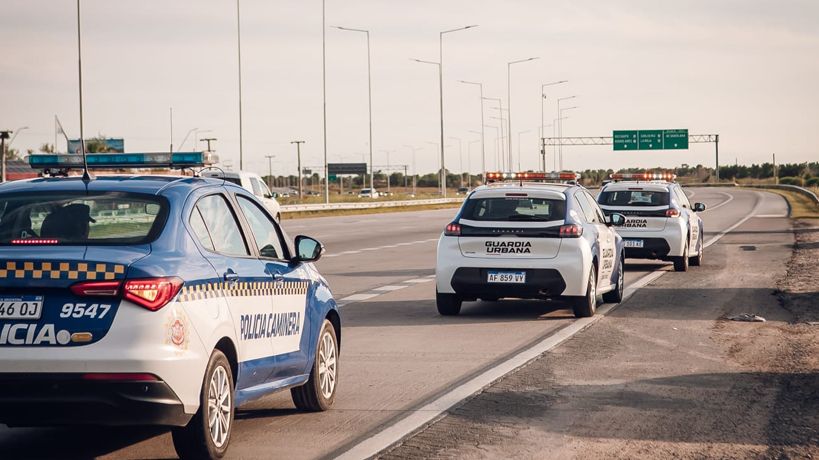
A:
224;271;240;284
272;273;284;282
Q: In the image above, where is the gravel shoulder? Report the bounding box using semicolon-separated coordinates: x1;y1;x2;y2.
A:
381;215;819;460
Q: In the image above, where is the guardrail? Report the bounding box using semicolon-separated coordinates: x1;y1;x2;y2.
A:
741;184;819;206
679;182;738;188
280;197;463;213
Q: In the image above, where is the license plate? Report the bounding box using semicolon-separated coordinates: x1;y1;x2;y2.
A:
487;271;526;283
0;296;44;320
624;239;644;248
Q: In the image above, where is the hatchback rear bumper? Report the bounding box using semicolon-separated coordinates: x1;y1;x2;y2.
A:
450;267;566;299
0;373;191;427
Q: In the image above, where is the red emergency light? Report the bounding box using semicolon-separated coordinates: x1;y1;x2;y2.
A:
610;172;676;182
485;171;580;183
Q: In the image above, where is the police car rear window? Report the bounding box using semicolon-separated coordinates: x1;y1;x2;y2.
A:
0;192;168;245
462;197;565;222
598;190;669;207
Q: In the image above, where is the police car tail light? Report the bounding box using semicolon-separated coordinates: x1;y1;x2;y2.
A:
444;223;462;236
123;277;184;311
71;280;121;297
559;224;583;238
82;373;159;382
11;238;60;245
665;208;680;217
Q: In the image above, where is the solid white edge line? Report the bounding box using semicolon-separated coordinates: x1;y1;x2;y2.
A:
335;189;761;460
700;191;734;213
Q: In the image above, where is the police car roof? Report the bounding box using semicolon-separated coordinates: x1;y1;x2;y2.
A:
0;175;225;195
471;181;578;199
602;180;672;192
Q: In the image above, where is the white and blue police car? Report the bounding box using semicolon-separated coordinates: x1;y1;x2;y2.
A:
597;172;706;272
0;152;340;459
436;172;628;318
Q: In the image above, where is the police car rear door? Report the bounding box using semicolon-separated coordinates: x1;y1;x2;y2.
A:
189;192;276;388
232;194;312;380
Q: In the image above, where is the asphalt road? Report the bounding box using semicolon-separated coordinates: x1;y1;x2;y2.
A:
0;187;785;460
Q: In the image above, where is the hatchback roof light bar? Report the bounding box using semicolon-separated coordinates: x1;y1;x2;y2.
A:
28;152;218;173
610;171;676;182
485;171;580;183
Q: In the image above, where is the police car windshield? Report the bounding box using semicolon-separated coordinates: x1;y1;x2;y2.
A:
599;190;669;207
0;192;167;245
462;197;565;222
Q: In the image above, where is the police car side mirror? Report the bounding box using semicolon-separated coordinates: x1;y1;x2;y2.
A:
607;213;626;227
294;235;324;262
694;202;706;212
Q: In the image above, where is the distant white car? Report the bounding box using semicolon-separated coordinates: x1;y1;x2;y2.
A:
201;171;282;221
358;188;379;199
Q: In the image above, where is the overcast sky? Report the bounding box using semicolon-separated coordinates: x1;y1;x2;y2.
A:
2;0;818;177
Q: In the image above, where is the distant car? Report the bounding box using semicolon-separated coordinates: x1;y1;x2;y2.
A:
597;172;705;271
358;188;379;199
201;171;282;221
436;173;627;318
1;153;340;459
456;187;470;195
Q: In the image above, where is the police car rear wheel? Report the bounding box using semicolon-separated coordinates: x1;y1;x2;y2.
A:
572;268;597;318
674;240;690;272
291;319;338;411
172;350;234;460
436;292;462;316
602;256;624;304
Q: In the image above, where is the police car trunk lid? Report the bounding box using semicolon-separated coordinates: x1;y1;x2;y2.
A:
598;185;670;232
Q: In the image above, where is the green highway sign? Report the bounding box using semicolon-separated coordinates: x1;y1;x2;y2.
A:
663;129;689;149
613;131;638;150
638;130;664;150
613;129;688;150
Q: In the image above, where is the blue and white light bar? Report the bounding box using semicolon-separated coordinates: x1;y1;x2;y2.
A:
28;152;218;170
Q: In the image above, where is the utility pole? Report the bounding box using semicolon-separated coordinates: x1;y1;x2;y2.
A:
321;0;329;203
0;131;10;183
773;152;778;185
236;0;244;169
202;137;217;152
265;155;275;190
715;134;720;182
291;140;305;199
382;149;395;194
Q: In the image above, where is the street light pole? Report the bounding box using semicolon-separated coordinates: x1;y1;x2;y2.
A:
483;97;506;167
382;149;395;194
449;137;463;187
291;141;305;199
507;57;538;170
541;80;567;171
0;131;10;183
483;124;501;170
559;106;578;170
459;80;485;183
334;26;374;192
321;0;329;203
236;0;244;170
403;145;421;195
467;139;480;186
265;155;275;190
556;95;577;171
517;130;531;171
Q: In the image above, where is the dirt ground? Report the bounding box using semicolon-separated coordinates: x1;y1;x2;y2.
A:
380;218;819;459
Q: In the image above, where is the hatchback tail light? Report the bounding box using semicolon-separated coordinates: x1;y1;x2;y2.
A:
444;223;462;236
123;277;184;311
559;224;583;238
665;208;680;217
70;280;122;297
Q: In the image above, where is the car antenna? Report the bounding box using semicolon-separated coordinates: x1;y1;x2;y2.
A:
75;0;93;182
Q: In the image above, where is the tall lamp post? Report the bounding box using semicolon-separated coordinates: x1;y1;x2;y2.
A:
556;95;577;171
541;80;567;171
489;115;507;169
553;116;569;170
449;137;463;187
517;129;531;171
413;58;444;194
467;138;480;187
334;26;374;192
559;106;578;170
265;155;275;190
236;0;244;169
458;80;485;183
484;124;501;170
507;57;538;169
483;97;506;166
403;145;422;195
291;140;305;199
321;0;329;203
381;149;395;194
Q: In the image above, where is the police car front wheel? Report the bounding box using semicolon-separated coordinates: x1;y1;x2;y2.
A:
291;319;338;411
172;349;235;460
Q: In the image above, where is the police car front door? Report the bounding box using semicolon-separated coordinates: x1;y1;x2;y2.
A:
191;194;276;389
234;196;312;381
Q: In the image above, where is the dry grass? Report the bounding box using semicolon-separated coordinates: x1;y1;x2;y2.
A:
762;188;819;219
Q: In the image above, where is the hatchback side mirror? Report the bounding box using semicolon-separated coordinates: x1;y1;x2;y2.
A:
694;202;706;212
294;235;324;262
607;213;626;227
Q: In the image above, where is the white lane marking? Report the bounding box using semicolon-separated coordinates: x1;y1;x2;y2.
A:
755;214;788;218
340;293;380;302
336;189;762;460
700;191;734;213
686;189;696;199
323;238;439;258
373;285;408;292
405;278;434;284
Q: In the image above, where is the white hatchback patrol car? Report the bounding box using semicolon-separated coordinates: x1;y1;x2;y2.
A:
436;172;628;318
597;172;706;272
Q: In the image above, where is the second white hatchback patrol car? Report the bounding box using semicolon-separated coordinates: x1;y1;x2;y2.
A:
436;172;627;318
597;172;706;272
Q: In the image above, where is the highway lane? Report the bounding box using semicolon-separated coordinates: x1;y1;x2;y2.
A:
0;187;779;460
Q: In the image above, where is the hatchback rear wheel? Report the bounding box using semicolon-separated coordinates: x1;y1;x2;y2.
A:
572;268;598;318
436;291;462;316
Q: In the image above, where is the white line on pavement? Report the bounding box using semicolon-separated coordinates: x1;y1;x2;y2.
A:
700;191;734;213
372;285;408;292
340;293;380;302
335;189;761;460
405;278;433;284
323;238;438;258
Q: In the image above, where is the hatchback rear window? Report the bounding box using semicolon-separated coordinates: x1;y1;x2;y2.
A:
598;190;669;206
461;197;565;222
0;192;168;245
